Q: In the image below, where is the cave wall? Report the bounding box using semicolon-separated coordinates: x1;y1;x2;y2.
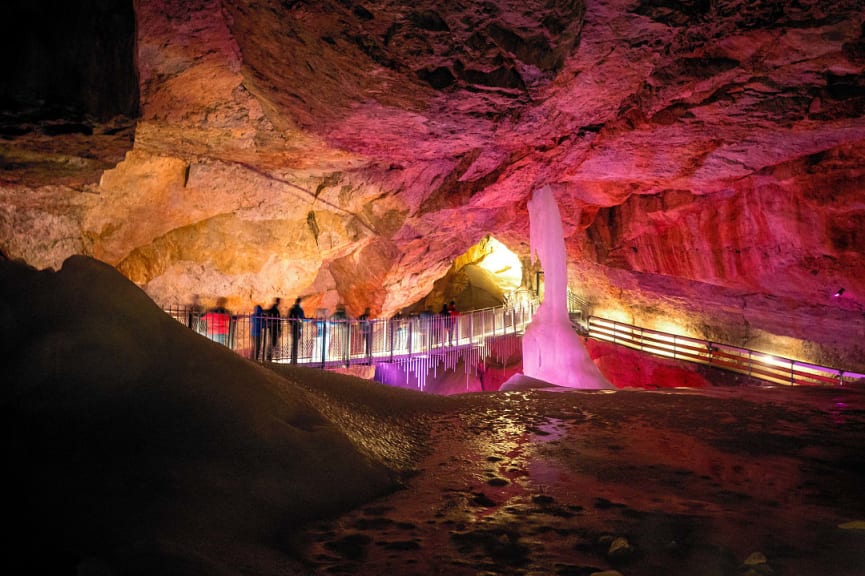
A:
0;0;139;123
1;0;864;371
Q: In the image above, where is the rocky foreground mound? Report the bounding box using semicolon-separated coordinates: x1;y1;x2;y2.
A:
0;255;434;574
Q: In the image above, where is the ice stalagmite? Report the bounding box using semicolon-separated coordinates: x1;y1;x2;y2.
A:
520;186;613;389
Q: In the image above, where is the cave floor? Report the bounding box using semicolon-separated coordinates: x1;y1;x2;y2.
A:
301;385;865;575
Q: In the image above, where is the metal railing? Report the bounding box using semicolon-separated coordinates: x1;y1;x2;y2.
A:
164;303;538;369
164;297;862;389
587;316;865;387
567;288;591;325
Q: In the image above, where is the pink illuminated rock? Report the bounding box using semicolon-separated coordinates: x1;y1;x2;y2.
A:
1;0;864;370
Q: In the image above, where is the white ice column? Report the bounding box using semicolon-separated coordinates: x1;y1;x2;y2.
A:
521;185;613;389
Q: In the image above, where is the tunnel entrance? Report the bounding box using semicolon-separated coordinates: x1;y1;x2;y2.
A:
413;234;524;313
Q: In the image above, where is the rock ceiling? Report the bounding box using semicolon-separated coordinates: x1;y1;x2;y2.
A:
1;0;864;370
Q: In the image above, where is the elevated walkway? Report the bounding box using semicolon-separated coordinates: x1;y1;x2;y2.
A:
586;317;864;388
167;304;533;390
165;297;863;390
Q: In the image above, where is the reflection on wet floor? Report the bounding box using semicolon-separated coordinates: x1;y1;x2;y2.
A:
304;386;865;575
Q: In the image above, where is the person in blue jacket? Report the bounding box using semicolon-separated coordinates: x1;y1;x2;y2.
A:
250;304;264;361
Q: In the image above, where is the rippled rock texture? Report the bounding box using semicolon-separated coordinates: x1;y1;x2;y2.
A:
1;0;864;369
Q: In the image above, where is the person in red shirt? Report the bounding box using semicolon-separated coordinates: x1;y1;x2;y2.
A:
447;300;459;344
203;297;232;346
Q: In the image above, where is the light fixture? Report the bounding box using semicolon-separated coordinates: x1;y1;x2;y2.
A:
833;288;845;297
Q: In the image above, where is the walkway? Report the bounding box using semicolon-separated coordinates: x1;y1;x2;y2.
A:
586;317;864;387
165;298;863;389
168;304;534;390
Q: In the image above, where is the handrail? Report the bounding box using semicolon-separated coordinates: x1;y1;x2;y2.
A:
164;301;538;371
164;297;861;389
587;316;864;387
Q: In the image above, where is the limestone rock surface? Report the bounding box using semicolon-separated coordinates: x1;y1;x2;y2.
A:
1;0;864;370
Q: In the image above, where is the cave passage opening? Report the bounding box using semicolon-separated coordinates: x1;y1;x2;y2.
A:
411;234;526;314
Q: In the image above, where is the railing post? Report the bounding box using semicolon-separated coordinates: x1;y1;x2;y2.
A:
320;320;327;367
168;300;860;390
345;320;352;367
408;319;413;358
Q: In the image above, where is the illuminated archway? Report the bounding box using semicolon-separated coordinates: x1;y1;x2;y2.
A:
420;235;523;312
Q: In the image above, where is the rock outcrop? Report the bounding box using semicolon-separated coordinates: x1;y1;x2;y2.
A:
1;0;863;370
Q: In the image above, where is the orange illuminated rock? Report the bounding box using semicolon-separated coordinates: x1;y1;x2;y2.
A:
0;0;863;370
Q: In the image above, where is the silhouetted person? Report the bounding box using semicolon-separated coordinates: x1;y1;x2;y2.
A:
314;309;327;365
187;294;204;333
250;304;264;361
264;297;282;361
359;307;373;364
391;310;407;353
329;304;349;365
419;306;434;350
288;297;305;364
447;300;458;344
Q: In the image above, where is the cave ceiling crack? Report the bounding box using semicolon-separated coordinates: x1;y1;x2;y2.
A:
229;159;378;236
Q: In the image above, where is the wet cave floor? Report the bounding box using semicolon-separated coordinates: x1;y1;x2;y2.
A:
301;385;865;576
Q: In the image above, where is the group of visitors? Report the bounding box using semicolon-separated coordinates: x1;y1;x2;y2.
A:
248;298;364;365
187;295;235;347
250;297;291;362
184;294;460;365
389;300;459;351
248;297;307;363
